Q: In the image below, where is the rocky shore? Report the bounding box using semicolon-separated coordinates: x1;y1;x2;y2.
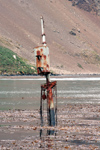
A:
0;104;100;149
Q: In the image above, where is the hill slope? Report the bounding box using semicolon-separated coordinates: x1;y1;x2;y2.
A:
0;46;36;75
0;0;100;74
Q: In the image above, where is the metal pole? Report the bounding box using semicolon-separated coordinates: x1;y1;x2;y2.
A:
40;16;46;46
40;87;43;138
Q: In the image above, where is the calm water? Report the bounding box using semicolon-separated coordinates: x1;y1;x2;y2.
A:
0;77;100;110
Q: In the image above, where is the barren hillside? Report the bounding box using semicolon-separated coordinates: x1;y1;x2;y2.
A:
0;0;100;74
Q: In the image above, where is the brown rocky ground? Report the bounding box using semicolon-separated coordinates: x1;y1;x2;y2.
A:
0;0;100;74
0;104;100;149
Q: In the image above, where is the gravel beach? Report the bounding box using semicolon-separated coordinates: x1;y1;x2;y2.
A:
0;104;100;150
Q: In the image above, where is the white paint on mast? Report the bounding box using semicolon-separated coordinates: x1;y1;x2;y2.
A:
40;16;46;46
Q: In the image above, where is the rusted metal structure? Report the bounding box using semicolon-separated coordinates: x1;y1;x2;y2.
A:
34;46;50;75
34;16;57;136
34;16;50;76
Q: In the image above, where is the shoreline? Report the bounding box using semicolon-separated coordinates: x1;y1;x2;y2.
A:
0;104;100;149
1;73;100;79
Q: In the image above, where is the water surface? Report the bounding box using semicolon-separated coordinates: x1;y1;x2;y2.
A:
0;77;100;110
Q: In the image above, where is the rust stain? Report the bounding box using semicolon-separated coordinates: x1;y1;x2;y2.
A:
34;46;50;75
37;50;40;55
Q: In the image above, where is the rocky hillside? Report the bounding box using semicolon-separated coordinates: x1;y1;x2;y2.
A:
0;0;100;74
70;0;100;15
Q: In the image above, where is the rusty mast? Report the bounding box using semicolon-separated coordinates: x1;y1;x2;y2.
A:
34;16;57;136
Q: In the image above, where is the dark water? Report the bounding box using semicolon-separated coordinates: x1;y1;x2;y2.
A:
0;77;100;110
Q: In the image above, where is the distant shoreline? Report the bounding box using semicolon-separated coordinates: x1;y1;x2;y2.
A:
0;73;100;79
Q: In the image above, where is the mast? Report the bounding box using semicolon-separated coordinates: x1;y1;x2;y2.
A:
41;16;46;46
